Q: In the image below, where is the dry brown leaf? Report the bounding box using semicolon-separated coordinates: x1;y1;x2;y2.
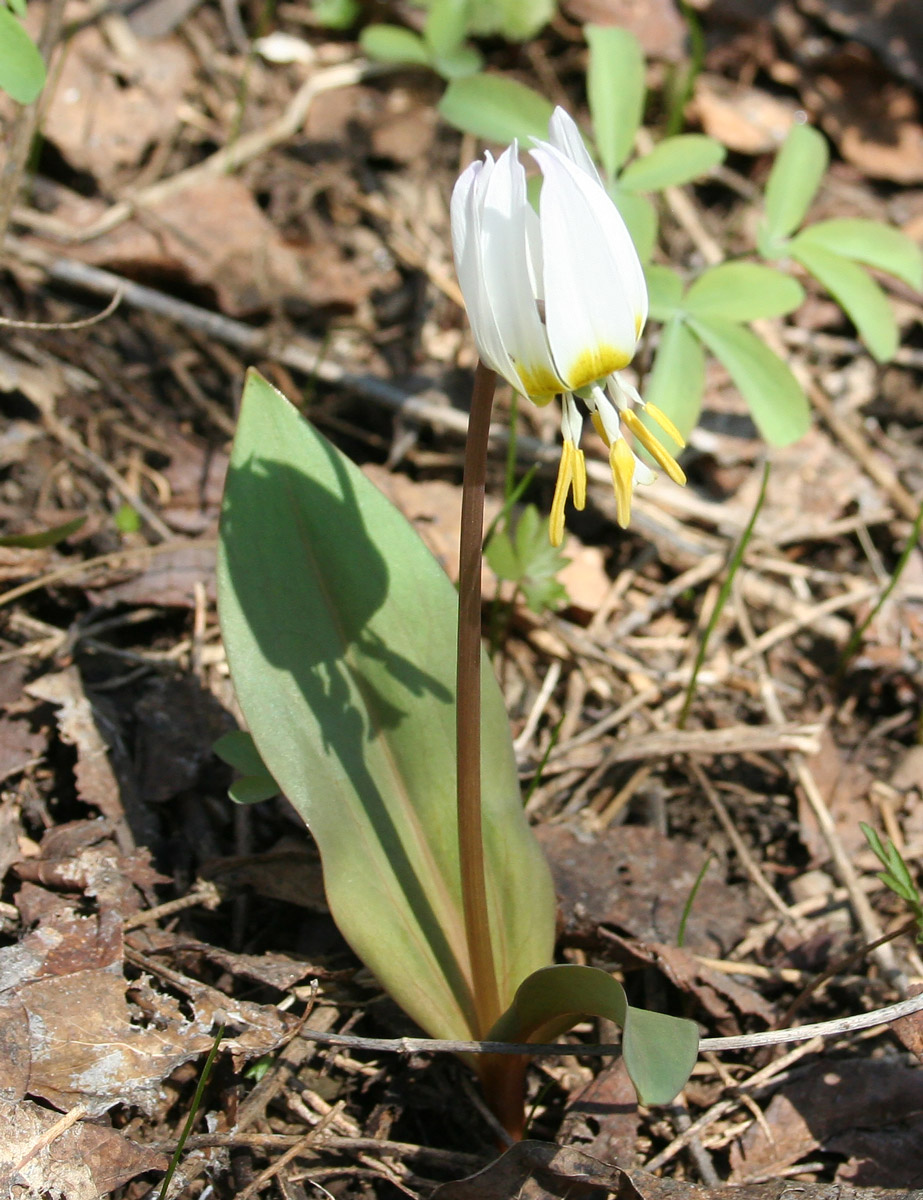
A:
536;823;759;957
42;26;193;181
431;1139;642;1200
561;0;686;59
729;1058;923;1184
558;1058;641;1169
693;75;800;154
25;668;126;829
0;1097;167;1199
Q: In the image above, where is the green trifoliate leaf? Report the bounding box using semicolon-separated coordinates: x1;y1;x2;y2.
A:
644;265;685;321
0;8;45;104
690;316;810;446
643;316;705;455
439;75;554;145
359;24;431;67
620;135;725;193
683;263;804;321
791;239;898;362
795;218;923;292
215;731;281;805
762;123;829;244
585;24;645;178
488;964;698;1106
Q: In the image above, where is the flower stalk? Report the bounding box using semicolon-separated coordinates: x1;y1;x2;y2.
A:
456;359;501;1038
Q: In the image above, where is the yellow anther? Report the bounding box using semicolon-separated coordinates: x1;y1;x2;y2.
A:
572;446;587;510
609;438;635;529
590;411;610;447
550;440;575;547
621;409;687;486
644;403;685;448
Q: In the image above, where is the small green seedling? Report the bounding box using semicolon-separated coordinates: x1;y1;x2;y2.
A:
485;504;570;616
861;823;923;941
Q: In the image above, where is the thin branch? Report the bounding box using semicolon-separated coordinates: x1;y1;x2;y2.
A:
285;989;923;1058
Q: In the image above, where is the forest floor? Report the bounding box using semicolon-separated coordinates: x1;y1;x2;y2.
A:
2;1;923;1197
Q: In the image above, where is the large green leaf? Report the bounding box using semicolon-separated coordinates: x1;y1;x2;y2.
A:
218;371;555;1041
488;964;698;1106
643;317;705;454
791;239;899;363
762;123;828;245
438;75;554;145
620;135;724;193
796;218;923;291
684;263;804;321
690;316;810;446
0;8;45;104
585;25;645;178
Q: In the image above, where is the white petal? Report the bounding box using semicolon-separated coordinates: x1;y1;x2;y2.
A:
531;144;648;391
451;156;520;386
479;145;563;400
544;107;601;183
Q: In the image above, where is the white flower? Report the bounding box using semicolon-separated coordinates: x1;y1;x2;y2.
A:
451;106;685;545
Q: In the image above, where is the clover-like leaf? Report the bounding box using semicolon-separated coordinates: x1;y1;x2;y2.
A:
439;74;554;145
684;263;804;321
585;24;645;179
795;218;923;292
0;7;45;104
620;134;724;193
643;317;705;455
762;123;828;246
690;316;810;446
359;24;431;66
791;239;898;363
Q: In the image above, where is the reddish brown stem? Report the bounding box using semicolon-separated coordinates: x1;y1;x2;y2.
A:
456;361;500;1039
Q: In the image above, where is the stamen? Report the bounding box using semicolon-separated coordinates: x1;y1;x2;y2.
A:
550;441;574;547
621;409;687;486
644;403;685;448
609;439;635;529
590;411;610;447
573;447;587;510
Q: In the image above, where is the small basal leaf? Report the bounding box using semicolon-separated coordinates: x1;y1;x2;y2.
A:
762;123;828;243
213;730;269;776
487;964;698;1106
439;75;554;145
690;316;810;446
229;775;281;805
792;239;899;362
218;371;556;1042
796;218;923;292
642;317;705;454
683;262;804;321
585;24;645;178
359;24;431;67
620;134;724;193
0;514;85;549
0;8;45;104
645;264;685;321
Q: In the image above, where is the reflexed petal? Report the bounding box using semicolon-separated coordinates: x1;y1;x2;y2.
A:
531;145;648;391
480;145;563;400
544;107;601;183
